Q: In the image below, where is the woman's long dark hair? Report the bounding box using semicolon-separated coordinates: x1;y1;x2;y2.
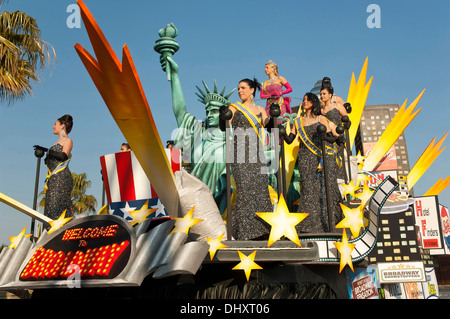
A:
303;92;322;116
239;78;260;97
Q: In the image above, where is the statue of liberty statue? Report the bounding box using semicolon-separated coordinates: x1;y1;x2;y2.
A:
155;24;235;215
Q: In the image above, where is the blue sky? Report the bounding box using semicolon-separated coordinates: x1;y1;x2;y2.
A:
0;0;449;245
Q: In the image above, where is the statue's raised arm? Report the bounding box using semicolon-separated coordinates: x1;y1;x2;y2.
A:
154;23;186;127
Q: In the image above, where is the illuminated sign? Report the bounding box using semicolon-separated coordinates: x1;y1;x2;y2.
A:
0;214;212;291
20;215;134;282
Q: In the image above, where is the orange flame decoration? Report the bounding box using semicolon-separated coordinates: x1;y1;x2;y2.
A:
423;176;450;196
407;131;448;190
74;0;180;217
363;90;424;172
424;176;450;196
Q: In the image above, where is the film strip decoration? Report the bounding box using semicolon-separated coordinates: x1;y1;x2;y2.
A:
368;174;420;263
368;175;436;266
301;176;398;262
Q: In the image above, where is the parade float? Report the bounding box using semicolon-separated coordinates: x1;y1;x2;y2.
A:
0;0;448;300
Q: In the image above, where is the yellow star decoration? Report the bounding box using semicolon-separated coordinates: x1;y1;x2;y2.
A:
356;173;371;185
129;200;158;226
232;250;263;281
340;180;360;197
334;230;356;273
353;151;367;165
207;232;228;260
335;203;365;238
48;210;73;234
256;194;308;247
8;226;32;249
170;205;203;235
354;183;374;207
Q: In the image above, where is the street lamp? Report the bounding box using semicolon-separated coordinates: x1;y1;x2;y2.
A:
31;145;47;237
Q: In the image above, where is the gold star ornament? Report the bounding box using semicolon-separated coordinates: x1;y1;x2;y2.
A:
354;183;374;207
353;151;367;165
335;203;365;238
8;226;32;249
129;199;158;226
170;205;203;235
340;180;360;198
256;194;307;247
232;250;263;281
207;232;228;260
334;230;356;273
48;210;73;234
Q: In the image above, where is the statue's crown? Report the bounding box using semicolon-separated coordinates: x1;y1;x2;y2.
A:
196;81;235;108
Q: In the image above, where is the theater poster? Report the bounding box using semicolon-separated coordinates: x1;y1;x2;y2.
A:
346;267;379;299
365;169;398;188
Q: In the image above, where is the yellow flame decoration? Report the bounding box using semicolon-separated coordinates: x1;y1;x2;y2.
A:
363;90;424;172
407;131;448;190
424;176;450;196
346;57;373;148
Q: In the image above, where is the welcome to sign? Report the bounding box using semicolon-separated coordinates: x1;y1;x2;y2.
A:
0;214;209;290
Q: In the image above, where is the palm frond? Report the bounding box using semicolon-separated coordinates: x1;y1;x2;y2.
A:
0;10;56;105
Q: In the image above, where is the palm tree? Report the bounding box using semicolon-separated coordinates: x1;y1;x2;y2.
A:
70;172;97;215
39;172;98;215
0;1;56;105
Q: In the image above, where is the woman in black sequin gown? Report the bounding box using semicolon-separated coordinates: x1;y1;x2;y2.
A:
320;86;349;227
284;93;341;233
222;78;275;240
320;85;350;182
44;115;74;220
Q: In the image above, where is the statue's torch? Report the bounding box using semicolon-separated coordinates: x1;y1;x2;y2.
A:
154;23;180;82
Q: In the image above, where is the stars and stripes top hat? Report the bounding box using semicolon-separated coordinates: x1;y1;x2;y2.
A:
100;149;181;204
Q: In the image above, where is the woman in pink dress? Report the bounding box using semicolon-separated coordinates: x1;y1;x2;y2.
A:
260;60;293;117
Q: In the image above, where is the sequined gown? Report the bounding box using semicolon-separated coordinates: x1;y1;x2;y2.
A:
322;108;345;227
231;110;271;240
324;107;346;181
295;121;341;233
44;144;73;220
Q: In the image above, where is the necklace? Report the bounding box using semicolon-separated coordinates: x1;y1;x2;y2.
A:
302;113;316;125
267;76;276;84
